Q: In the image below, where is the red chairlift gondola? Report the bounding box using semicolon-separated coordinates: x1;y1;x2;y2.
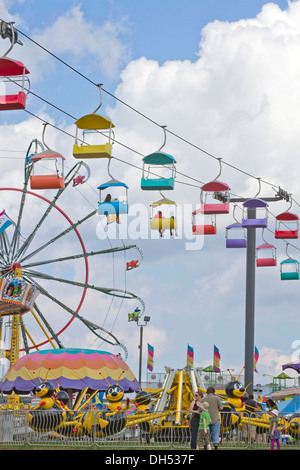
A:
192;209;217;235
275;212;299;239
0;22;30;111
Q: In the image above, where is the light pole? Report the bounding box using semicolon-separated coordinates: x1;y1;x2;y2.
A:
134;315;150;385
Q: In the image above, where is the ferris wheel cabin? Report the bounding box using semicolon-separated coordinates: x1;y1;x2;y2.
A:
29;150;65;190
0;277;39;316
73;114;115;159
141;152;176;191
0;57;30;110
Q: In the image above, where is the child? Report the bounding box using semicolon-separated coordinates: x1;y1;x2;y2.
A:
197;401;211;450
269;409;280;450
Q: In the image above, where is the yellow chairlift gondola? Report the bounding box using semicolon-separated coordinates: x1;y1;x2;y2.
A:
73;84;115;159
150;195;177;237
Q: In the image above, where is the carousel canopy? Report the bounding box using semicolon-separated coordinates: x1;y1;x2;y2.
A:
0;348;139;395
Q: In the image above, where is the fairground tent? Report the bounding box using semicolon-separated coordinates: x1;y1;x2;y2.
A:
276;396;300;415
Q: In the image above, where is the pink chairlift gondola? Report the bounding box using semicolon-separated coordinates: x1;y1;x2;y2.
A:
256;244;277;267
200;180;230;214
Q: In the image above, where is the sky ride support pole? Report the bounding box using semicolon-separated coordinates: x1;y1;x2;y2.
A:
226;193;286;396
244;207;256;396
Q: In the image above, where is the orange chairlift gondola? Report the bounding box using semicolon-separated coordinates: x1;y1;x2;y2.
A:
256;230;277;267
29;123;65;190
73;84;115;159
0;20;30;111
280;244;300;281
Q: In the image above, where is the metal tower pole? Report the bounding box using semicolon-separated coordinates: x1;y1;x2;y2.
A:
244;207;256;395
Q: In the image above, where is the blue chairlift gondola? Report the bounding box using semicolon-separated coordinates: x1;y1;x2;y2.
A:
98;179;128;217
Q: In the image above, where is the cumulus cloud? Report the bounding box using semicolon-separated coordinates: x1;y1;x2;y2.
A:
18;5;131;81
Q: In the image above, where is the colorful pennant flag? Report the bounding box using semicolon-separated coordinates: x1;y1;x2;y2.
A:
213;345;221;372
0;210;26;243
0;210;14;235
187;344;194;367
254;346;259;373
147;343;154;371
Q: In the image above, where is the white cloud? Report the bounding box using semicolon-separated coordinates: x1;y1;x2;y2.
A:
19;5;131;81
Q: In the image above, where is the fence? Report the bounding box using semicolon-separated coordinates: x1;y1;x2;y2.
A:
0;409;299;450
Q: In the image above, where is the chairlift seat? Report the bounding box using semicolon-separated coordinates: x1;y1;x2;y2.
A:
0;58;30;111
242;199;268;228
280;259;300;280
256;244;277;267
200;181;230;214
225;224;247;248
275;212;299;239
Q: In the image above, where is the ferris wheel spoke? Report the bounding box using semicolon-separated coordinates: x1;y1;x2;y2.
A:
21;244;137;269
17;209;97;265
24;268;139;299
24;275;122;348
10;140;41;257
13;166;79;263
0;232;11;264
32;303;64;349
20;317;30;354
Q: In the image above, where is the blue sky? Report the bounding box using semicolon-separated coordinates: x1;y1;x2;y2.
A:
1;0;300;390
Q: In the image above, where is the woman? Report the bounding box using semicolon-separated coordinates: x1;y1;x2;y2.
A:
189;390;203;449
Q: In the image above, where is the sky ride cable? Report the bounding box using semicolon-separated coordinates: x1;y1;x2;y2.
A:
14;26;285;194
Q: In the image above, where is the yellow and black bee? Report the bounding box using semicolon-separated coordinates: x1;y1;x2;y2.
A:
27;373;67;431
82;371;128;437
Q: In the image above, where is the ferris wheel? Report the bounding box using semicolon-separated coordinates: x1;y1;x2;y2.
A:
0;137;143;368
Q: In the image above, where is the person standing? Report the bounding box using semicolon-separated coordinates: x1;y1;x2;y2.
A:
269;409;281;450
189;391;203;450
242;394;258;444
197;401;211;450
200;386;223;450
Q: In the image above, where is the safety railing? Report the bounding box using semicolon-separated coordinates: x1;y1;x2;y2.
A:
0;409;299;450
